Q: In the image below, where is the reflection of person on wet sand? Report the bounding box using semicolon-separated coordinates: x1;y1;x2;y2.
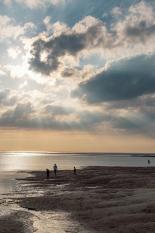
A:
74;166;77;175
53;164;58;176
46;169;50;178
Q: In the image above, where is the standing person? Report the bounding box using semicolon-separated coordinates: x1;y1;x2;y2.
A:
46;169;50;178
148;159;151;166
53;164;58;176
73;166;77;175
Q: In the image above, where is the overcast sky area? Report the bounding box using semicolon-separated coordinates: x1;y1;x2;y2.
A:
0;0;155;152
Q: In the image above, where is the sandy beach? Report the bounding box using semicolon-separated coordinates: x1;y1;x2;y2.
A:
1;166;155;232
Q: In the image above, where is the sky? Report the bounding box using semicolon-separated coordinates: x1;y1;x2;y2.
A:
0;0;155;152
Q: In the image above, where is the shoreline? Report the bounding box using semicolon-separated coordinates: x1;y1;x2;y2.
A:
1;166;155;232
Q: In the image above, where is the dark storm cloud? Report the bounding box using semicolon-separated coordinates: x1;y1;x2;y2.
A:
29;23;110;74
72;54;155;103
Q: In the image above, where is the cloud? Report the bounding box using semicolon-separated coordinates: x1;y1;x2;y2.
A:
1;0;155;138
106;108;155;137
3;0;12;5
7;46;22;59
43;16;53;31
0;101;105;131
61;68;75;77
0;103;34;127
16;0;43;8
0;74;155;137
29;16;111;74
29;2;155;76
44;105;74;115
0;15;35;40
0;69;6;76
0;89;17;106
125;21;155;40
114;1;155;44
3;0;68;8
111;6;122;17
72;54;155;103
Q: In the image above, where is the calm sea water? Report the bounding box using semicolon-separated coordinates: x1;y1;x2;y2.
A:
0;152;155;171
0;152;155;194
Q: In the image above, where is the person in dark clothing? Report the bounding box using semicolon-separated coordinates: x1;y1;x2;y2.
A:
73;166;77;175
53;164;58;176
46;169;50;178
148;159;151;165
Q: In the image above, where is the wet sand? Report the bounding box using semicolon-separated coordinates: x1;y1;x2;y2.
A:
1;166;155;232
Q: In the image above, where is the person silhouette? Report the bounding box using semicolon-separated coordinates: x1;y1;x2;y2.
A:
148;160;151;166
53;164;58;176
73;166;77;175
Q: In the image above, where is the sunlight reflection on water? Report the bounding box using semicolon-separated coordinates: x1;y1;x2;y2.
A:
32;211;89;233
0;172;31;194
0;152;154;194
0;152;155;172
0;172;17;194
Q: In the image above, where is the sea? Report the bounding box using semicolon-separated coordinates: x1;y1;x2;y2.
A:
0;151;155;194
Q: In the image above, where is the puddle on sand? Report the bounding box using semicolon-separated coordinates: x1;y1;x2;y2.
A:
32;210;90;233
0;196;90;233
0;173;92;233
0;172;32;195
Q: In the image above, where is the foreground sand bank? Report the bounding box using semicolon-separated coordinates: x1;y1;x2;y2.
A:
1;166;155;232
